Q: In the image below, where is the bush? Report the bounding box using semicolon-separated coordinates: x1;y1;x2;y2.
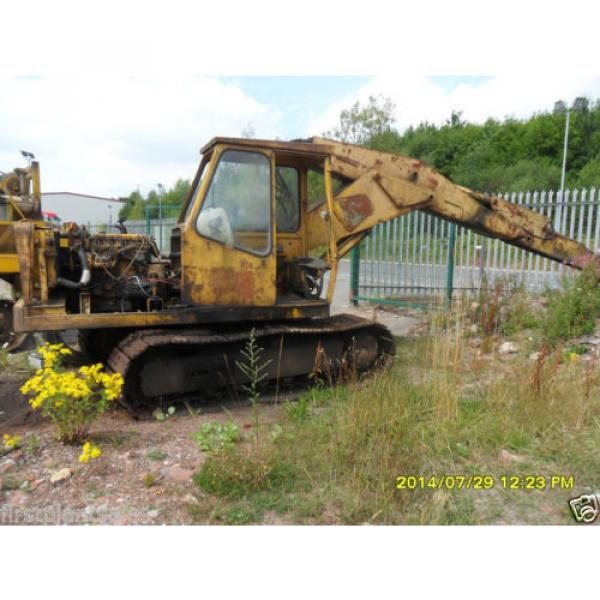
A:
542;267;600;344
20;343;123;443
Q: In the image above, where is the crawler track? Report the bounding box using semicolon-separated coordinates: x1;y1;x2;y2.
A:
107;314;395;414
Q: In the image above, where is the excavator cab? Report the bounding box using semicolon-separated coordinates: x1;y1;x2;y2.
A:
178;138;342;310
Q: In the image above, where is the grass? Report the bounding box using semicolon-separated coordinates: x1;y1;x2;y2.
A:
147;449;168;461
0;349;8;372
188;276;600;525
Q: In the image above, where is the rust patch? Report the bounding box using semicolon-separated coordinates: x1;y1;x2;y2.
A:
208;266;256;302
338;194;374;232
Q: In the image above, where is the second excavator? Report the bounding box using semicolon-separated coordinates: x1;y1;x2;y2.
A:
3;137;594;411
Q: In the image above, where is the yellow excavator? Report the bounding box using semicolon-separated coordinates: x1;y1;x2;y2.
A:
0;137;594;410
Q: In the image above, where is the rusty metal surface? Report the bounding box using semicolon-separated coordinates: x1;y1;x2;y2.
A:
13;298;330;332
107;313;395;411
309;136;593;266
337;194;374;231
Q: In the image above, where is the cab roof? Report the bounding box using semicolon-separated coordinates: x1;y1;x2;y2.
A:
200;136;335;160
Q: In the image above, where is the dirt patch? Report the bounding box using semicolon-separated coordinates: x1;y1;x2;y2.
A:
0;361;289;526
0;405;286;525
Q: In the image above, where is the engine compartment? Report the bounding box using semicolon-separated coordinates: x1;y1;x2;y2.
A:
57;230;178;314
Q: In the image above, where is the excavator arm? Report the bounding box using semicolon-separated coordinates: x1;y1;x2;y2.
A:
307;137;592;269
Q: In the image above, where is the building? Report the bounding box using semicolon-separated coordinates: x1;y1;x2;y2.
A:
41;192;125;226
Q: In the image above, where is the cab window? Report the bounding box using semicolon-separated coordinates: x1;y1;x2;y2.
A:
276;166;300;233
196;150;271;256
307;168;347;210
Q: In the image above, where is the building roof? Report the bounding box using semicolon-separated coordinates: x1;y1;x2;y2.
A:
42;192;124;203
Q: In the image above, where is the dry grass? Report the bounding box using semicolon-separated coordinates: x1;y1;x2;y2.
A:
191;298;600;525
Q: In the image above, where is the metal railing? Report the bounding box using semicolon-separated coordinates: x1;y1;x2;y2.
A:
351;188;600;307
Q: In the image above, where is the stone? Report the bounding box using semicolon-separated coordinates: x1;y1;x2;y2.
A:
30;478;45;491
147;509;161;519
499;449;525;464
0;460;16;474
498;341;519;355
529;352;542;361
96;502;110;516
182;493;199;505
50;468;72;484
5;491;29;507
162;465;194;482
469;337;481;349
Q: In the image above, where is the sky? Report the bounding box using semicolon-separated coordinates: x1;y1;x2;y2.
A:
2;75;600;198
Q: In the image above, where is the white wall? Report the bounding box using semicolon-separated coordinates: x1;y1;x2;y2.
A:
41;193;124;226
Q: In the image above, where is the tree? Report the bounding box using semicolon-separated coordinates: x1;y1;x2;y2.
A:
241;123;256;139
326;95;396;144
553;100;567;115
446;110;465;128
119;179;191;221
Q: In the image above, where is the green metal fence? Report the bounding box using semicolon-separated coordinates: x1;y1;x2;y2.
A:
350;187;600;309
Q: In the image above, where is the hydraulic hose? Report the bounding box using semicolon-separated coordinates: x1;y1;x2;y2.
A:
56;245;91;289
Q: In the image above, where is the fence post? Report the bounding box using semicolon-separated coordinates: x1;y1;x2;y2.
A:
144;206;151;235
446;223;457;307
350;244;360;306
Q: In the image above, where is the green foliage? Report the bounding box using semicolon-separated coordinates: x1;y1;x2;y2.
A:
143;472;157;488
192;421;240;453
154;405;176;421
0;349;8;372
22;433;42;457
119;179;191;221
331;95;600;192
497;286;541;336
284;395;311;421
194;448;297;500
147;449;167;461
576;156;600;188
542;267;600;344
236;329;271;450
325;95;396;144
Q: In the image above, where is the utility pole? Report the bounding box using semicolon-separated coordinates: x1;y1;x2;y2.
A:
560;109;570;199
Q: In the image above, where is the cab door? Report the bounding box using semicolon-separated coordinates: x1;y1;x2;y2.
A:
181;146;276;306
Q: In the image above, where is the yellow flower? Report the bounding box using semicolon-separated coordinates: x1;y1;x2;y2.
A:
569;352;579;362
79;441;101;463
2;433;21;449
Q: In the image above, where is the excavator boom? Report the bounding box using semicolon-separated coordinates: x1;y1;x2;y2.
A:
308;136;590;267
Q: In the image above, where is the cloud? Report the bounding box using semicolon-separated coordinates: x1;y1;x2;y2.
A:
307;75;600;137
0;76;282;197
